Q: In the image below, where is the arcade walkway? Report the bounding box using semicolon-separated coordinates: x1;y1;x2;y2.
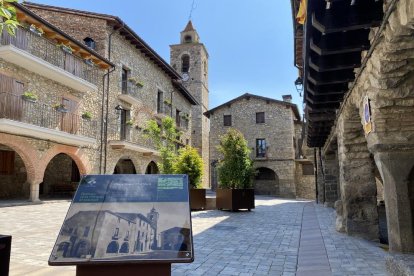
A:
0;197;389;275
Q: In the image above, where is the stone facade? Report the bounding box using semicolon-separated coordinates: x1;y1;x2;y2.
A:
309;0;414;253
207;93;314;198
26;4;196;177
170;22;210;188
0;5;109;201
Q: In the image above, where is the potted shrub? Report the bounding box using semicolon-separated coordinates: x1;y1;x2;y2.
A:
174;146;205;210
84;59;94;66
53;103;68;113
216;128;255;211
81;111;92;120
21;91;38;103
126;119;134;127
135;80;144;88
163;99;172;106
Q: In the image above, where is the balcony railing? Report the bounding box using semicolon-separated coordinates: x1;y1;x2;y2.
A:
121;80;142;99
0;92;97;139
107;122;155;150
0;27;99;84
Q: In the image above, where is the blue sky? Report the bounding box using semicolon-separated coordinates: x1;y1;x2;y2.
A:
32;0;301;112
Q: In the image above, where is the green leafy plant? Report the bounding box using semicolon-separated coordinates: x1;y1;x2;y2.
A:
163;99;172;106
57;43;73;53
81;111;92;120
144;116;181;174
22;91;38;101
174;146;203;188
217;128;254;189
0;0;19;36
29;24;43;36
126;119;134;126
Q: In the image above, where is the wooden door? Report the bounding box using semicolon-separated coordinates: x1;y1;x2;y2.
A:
0;74;24;120
60;97;79;134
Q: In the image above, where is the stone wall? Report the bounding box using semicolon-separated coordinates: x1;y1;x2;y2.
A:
209;96;298;197
295;161;315;200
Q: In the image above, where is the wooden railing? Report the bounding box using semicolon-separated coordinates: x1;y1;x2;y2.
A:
0;27;99;84
0;92;98;139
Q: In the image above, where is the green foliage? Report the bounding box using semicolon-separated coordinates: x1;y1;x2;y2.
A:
81;111;92;120
126;119;134;126
144;116;181;174
22;91;38;101
217;128;254;189
0;0;19;36
174;146;203;188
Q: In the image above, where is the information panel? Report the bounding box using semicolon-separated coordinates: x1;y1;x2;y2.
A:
49;174;193;265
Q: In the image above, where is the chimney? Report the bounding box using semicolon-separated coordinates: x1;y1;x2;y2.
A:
282;95;292;103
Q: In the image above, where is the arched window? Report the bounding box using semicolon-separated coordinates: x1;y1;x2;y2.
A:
83;37;96;50
119;242;129;253
106;241;119;253
184;35;192;43
181;55;190;73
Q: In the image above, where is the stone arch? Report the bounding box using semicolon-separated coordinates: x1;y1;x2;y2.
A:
111;156;138;174
253;167;279;196
0;133;38;183
40;145;89;180
145;161;159;174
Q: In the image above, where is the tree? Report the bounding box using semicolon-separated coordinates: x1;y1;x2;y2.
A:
0;0;19;36
217;128;254;189
144;116;181;174
174;146;203;188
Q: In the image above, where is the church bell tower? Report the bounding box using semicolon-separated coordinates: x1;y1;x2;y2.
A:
170;21;210;188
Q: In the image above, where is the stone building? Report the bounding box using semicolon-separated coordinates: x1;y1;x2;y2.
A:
0;3;113;201
22;4;198;175
205;93;315;198
291;0;414;256
170;21;210;188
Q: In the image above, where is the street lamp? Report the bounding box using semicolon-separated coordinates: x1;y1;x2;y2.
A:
294;76;303;97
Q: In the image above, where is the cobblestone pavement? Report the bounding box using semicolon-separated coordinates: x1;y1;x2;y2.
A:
0;197;389;275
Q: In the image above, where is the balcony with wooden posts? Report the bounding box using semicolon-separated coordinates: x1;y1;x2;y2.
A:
0;92;98;146
107;122;158;156
0;27;100;93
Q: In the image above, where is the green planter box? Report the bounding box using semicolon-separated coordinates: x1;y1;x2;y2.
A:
216;188;255;211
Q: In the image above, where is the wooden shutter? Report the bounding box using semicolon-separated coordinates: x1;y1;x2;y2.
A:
0;74;24;120
60;97;79;134
0;150;15;175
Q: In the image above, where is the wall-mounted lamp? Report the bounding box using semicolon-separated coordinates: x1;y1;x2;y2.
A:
294;77;303;97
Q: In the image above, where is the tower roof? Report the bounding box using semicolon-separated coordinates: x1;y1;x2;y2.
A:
183;20;196;32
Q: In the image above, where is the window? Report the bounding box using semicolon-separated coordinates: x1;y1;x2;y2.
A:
113;227;119;238
256;139;266;158
83;226;90;237
0;150;15;175
223;115;232;126
256;112;265;124
157;91;163;113
181;55;190;73
302;164;314;175
184;35;192;43
83;37;96;50
176;109;181;127
121;68;129;94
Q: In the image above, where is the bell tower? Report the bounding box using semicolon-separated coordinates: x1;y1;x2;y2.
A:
170;21;210;188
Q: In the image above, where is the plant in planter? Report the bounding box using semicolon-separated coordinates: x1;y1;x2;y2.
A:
174;146;205;210
29;24;44;36
216;128;255;211
57;43;73;54
163;99;172;106
21;91;38;102
144;116;180;174
81;111;92;120
84;59;94;66
53;103;68;113
126;119;134;127
135;80;144;88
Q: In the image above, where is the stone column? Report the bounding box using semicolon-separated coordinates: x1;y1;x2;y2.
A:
374;151;414;253
323;151;339;207
29;180;41;202
337;116;379;240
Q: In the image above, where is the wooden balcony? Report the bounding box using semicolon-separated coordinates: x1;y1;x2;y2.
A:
0;27;99;93
0;92;97;146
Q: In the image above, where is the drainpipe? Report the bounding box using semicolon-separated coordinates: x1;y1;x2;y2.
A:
319;147;325;204
103;24;125;174
314;148;318;204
